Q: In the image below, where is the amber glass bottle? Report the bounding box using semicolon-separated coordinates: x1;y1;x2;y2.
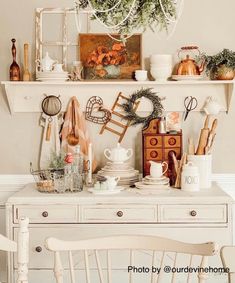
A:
10;38;20;81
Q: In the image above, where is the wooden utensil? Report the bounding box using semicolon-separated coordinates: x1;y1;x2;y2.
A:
174;153;187;188
67;101;79;146
205;119;218;154
23;43;30;81
188;137;195;155
196;115;210;155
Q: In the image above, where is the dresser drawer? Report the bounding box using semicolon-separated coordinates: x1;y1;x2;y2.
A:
14;205;78;223
145;149;163;160
80;205;157;223
145;136;163;148
164;136;181;148
159;205;227;223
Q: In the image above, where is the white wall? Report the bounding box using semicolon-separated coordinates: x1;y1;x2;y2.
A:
0;0;234;173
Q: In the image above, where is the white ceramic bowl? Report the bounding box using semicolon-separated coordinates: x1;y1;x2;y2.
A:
135;70;148;81
150;54;172;65
150;66;172;81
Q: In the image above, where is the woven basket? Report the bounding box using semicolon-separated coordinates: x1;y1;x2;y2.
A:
30;162;65;193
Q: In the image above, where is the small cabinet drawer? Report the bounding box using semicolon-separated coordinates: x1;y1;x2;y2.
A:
80;205;157;223
164;148;181;160
164;136;181;148
159;205;227;223
14;205;78;223
145;136;162;148
145;149;163;160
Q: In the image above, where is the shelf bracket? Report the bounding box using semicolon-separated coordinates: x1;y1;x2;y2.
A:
226;82;235;114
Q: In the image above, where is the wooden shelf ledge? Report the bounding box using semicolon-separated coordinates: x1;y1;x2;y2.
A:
1;80;234;114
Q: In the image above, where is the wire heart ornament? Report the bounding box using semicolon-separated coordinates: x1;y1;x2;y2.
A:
85;96;112;124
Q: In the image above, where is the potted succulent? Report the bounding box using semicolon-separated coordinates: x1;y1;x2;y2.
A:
200;49;235;80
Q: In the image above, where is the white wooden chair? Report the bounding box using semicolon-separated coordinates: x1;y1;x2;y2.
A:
0;217;29;283
45;235;218;283
221;246;235;283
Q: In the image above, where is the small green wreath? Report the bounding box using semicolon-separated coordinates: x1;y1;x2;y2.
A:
122;88;164;128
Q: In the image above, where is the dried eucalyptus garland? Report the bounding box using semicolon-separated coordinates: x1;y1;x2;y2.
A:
77;0;180;37
122;88;164;128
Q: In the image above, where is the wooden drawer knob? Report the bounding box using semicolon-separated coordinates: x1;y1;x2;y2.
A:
42;211;48;218
150;150;158;158
168;137;176;146
35;246;42;253
117;211;123;217
190;210;197;217
150;138;158;146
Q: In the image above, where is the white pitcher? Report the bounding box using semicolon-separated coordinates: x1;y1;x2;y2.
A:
203;96;224;115
149;161;168;178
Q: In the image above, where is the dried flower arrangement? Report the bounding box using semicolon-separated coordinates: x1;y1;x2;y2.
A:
86;43;127;68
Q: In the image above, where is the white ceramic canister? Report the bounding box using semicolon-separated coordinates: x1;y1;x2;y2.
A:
187;155;212;189
181;162;199;192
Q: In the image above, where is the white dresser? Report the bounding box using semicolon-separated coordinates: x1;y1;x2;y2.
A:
6;183;234;283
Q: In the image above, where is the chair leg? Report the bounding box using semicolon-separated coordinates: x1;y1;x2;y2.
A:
54;252;64;283
198;256;209;283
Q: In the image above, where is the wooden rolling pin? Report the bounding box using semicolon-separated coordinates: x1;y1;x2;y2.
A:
174;153;187;189
196;115;210;155
188;137;195;155
205;119;218;154
23;43;30;81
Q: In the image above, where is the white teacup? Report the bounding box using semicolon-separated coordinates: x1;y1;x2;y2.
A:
53;63;64;73
149;161;168;178
105;176;120;190
135;70;148;81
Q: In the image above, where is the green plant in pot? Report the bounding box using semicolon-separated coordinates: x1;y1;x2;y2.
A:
49;151;66;174
200;49;235;80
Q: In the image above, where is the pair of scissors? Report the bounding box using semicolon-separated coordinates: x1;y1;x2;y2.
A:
184;96;198;121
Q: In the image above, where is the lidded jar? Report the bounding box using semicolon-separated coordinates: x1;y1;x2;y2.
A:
181;162;200;192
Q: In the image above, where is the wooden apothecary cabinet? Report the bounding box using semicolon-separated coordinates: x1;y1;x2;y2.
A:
142;119;182;177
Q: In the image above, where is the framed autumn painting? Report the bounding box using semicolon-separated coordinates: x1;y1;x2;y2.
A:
79;33;142;80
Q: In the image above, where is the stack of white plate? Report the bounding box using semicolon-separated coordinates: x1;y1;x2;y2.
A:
37;71;69;82
150;54;172;81
97;162;139;186
135;175;170;190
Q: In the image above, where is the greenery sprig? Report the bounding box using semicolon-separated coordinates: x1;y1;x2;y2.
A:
77;0;177;36
198;49;235;75
122;88;164;128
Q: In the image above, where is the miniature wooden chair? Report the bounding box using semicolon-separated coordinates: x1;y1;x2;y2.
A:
221;246;235;283
45;235;218;283
0;217;29;283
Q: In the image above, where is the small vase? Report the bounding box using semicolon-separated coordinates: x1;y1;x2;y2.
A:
104;65;121;79
212;65;235;80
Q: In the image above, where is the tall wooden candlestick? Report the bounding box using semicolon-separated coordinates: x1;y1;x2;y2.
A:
10;39;21;81
87;143;93;185
23;43;30;81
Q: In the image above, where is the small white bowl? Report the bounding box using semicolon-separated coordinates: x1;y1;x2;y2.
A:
150;67;172;81
150;54;172;65
135;70;148;81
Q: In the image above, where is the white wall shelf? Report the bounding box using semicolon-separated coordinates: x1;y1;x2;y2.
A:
1;80;234;114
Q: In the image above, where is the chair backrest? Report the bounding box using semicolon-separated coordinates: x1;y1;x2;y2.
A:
45;235;218;283
0;217;29;283
221;246;235;283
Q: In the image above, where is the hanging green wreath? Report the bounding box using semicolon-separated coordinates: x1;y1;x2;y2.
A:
122;88;164;128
